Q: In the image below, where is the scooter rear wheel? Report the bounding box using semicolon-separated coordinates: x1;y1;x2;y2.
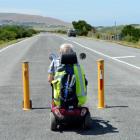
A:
83;113;92;129
50;112;57;131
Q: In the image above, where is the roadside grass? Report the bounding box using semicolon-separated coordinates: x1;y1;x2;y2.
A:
0;37;28;49
0;33;40;50
110;40;140;49
77;35;140;49
0;39;23;49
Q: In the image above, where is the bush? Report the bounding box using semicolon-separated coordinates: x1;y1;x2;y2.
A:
121;25;140;42
72;20;95;36
0;25;37;42
95;33;101;39
56;30;66;34
23;30;32;37
0;30;17;41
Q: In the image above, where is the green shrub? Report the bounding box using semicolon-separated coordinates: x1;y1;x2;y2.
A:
0;30;17;41
0;25;37;42
57;30;66;34
72;20;95;36
121;25;140;42
95;33;101;39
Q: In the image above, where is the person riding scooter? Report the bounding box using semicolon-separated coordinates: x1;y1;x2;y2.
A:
48;43;87;107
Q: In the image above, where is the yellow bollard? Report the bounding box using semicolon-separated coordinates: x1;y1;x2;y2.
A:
22;62;32;110
97;59;105;109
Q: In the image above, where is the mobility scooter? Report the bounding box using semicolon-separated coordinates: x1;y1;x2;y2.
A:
49;53;92;131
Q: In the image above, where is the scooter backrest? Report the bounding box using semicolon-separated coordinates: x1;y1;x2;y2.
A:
60;53;78;64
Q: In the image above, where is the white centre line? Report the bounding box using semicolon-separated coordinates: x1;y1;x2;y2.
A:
112;56;136;59
60;36;140;70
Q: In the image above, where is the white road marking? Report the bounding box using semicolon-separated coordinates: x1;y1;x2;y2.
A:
112;56;136;59
0;43;16;53
60;36;140;70
0;39;29;53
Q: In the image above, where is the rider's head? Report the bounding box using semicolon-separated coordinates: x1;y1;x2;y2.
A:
59;43;74;54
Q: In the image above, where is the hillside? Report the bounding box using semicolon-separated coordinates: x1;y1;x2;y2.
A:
0;13;72;30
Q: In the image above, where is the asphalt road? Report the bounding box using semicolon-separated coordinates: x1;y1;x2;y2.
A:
0;33;140;140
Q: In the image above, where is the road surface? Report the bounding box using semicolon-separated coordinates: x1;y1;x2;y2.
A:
0;33;140;140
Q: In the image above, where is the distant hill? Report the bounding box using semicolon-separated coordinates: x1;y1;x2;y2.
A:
0;13;72;30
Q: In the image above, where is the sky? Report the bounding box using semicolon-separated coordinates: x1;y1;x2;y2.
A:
0;0;140;26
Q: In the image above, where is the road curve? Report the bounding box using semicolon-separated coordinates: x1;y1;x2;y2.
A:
0;33;140;140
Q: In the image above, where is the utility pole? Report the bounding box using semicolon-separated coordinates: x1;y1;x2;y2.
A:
114;21;117;40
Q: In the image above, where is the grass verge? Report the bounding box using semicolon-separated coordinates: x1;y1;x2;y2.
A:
113;41;140;49
88;36;140;49
0;39;25;49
